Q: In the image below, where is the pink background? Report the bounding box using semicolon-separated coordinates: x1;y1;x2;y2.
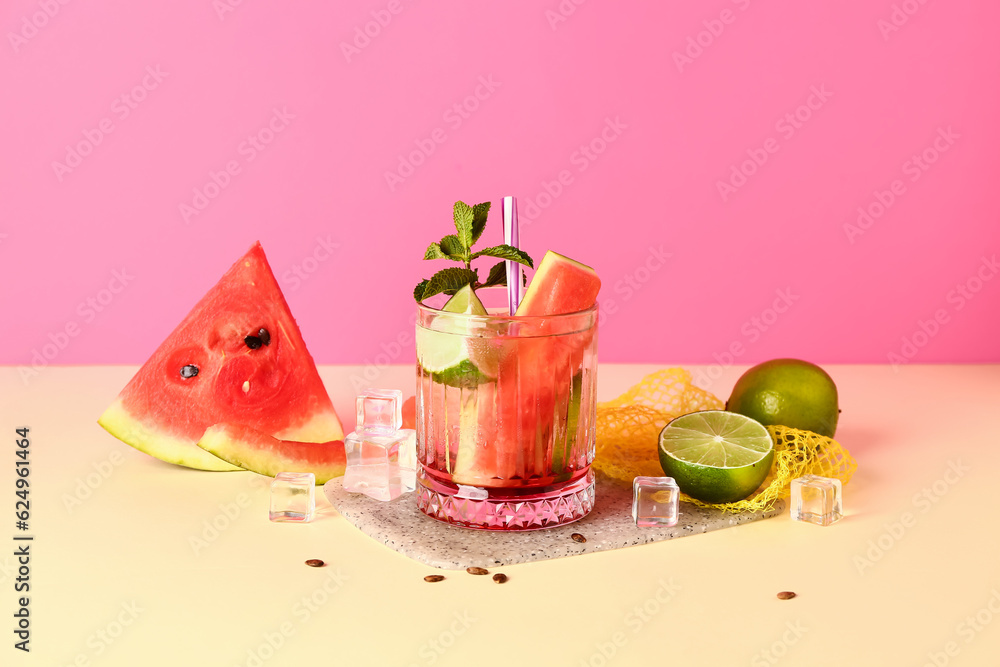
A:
3;0;998;372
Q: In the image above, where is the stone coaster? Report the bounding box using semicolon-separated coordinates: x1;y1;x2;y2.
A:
324;475;785;570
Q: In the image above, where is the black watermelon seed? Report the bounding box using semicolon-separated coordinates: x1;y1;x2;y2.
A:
244;335;263;350
258;328;271;346
180;365;199;379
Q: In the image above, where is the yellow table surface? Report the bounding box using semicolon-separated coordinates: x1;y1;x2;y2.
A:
4;364;999;667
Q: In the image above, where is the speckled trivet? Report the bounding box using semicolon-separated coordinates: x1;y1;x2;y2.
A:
324;475;784;570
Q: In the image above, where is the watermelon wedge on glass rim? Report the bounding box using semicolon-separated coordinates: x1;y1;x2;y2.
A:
488;250;601;477
98;242;344;471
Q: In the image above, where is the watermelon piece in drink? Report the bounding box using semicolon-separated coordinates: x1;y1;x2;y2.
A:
419;251;600;488
490;251;600;480
515;250;602;318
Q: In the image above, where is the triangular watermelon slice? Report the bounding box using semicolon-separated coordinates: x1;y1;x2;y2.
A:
99;242;343;471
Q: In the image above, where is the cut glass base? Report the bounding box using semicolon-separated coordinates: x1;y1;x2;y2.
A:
416;469;595;531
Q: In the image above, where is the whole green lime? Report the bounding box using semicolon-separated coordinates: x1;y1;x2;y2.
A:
725;359;839;437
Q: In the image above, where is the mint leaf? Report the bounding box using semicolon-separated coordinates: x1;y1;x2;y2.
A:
480;261;508;288
415;198;526;301
471;202;490;244
470;244;534;268
453;201;474;252
439;234;466;259
423;243;447;260
418;267;479;300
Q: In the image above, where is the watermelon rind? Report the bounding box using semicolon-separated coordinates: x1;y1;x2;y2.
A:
99;399;242;471
100;400;346;472
197;423;346;484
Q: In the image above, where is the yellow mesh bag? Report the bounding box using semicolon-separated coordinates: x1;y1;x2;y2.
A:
594;368;858;513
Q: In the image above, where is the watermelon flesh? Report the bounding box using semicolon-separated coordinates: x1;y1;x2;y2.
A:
99;242;343;471
515;250;601;317
197;423;345;484
401;395;416;430
441;251;600;486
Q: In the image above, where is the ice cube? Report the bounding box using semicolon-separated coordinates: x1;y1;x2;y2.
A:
631;476;679;528
398;429;417;492
357;389;403;435
343;429;417;501
790;474;843;526
269;472;316;523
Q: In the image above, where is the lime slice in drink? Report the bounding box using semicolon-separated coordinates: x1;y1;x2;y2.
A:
417;285;495;388
658;410;774;503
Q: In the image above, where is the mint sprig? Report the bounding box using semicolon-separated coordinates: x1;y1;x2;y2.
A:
415;200;533;301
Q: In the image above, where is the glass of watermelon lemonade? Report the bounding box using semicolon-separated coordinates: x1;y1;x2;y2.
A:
415;291;598;530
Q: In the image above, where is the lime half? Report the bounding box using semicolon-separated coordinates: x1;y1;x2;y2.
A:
658;410;774;503
417;285;495;388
